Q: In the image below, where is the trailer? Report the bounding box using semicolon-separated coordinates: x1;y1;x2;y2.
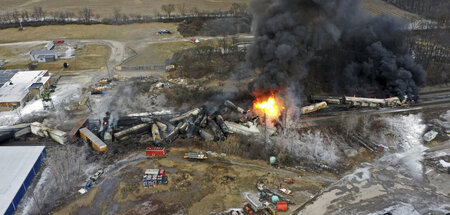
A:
79;128;107;152
184;152;208;160
146;147;166;157
143;169;168;187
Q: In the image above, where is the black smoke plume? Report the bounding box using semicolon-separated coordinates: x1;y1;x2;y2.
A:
246;0;425;100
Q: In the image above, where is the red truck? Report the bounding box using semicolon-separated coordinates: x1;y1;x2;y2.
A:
146;147;166;156
53;40;65;44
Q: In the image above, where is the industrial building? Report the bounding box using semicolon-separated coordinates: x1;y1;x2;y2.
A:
0;70;51;111
0;146;46;215
30;50;57;62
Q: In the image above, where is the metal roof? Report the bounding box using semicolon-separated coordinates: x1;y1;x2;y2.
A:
0;146;46;215
29;83;43;89
0;70;50;103
30;49;56;56
0;69;26;86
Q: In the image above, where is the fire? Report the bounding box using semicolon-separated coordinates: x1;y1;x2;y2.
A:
253;94;282;125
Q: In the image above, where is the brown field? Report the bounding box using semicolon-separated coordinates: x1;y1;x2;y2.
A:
52;147;334;215
0;0;249;17
125;39;232;65
126;41;196;65
0;23;181;44
0;44;43;60
362;0;421;20
0;0;420;22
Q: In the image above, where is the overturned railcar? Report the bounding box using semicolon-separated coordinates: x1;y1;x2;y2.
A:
79;128;107;152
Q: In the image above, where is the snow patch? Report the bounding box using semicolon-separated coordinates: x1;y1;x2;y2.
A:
367;202;420;215
439;160;450;168
0;84;81;126
343;165;372;182
274;130;341;166
377;114;427;179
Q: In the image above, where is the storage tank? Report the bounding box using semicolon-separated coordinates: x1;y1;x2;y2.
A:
277;202;288;211
270;156;277;165
271;195;279;204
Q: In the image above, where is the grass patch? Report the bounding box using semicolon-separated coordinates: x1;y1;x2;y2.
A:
1;44;110;75
0;44;43;60
126;41;196;65
0;23;181;43
361;0;421;20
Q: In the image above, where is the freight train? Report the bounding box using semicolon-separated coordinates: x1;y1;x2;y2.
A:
310;95;405;107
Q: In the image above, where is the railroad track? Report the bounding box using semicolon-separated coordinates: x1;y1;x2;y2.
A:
300;88;450;126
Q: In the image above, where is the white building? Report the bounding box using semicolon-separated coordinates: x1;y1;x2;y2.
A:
0;146;46;215
0;70;51;111
30;50;57;62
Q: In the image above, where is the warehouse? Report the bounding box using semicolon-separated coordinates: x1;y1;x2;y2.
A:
0;70;51;111
0;146;46;215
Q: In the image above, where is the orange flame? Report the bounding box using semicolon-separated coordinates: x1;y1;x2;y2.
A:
253;94;282;127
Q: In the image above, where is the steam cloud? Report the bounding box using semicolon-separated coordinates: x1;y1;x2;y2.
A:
246;0;425;100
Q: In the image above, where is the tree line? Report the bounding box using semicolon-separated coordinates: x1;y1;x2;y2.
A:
384;0;449;22
0;3;248;27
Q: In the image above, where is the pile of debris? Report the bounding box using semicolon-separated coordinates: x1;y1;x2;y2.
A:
0;122;68;145
103;100;273;145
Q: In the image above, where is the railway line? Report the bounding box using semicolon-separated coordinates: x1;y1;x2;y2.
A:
300;88;450;126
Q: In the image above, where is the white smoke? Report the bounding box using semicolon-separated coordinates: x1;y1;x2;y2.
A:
374;114;427;179
274;129;341;166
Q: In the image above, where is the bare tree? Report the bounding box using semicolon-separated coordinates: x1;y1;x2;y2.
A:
78;8;93;23
177;3;187;16
161;4;175;17
12;10;20;23
113;8;121;24
32;6;45;20
21;10;29;21
229;3;247;15
190;7;199;16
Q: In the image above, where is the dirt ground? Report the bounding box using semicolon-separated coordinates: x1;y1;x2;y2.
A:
52;147;337;215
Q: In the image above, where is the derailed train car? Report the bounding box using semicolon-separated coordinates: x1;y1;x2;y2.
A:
310;95;403;107
79;128;107;152
344;96;403;107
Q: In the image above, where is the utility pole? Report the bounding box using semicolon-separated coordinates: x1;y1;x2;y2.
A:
264;111;267;144
106;64;111;79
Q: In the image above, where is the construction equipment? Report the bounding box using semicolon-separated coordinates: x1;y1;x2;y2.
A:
41;90;54;109
184;152;208;160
